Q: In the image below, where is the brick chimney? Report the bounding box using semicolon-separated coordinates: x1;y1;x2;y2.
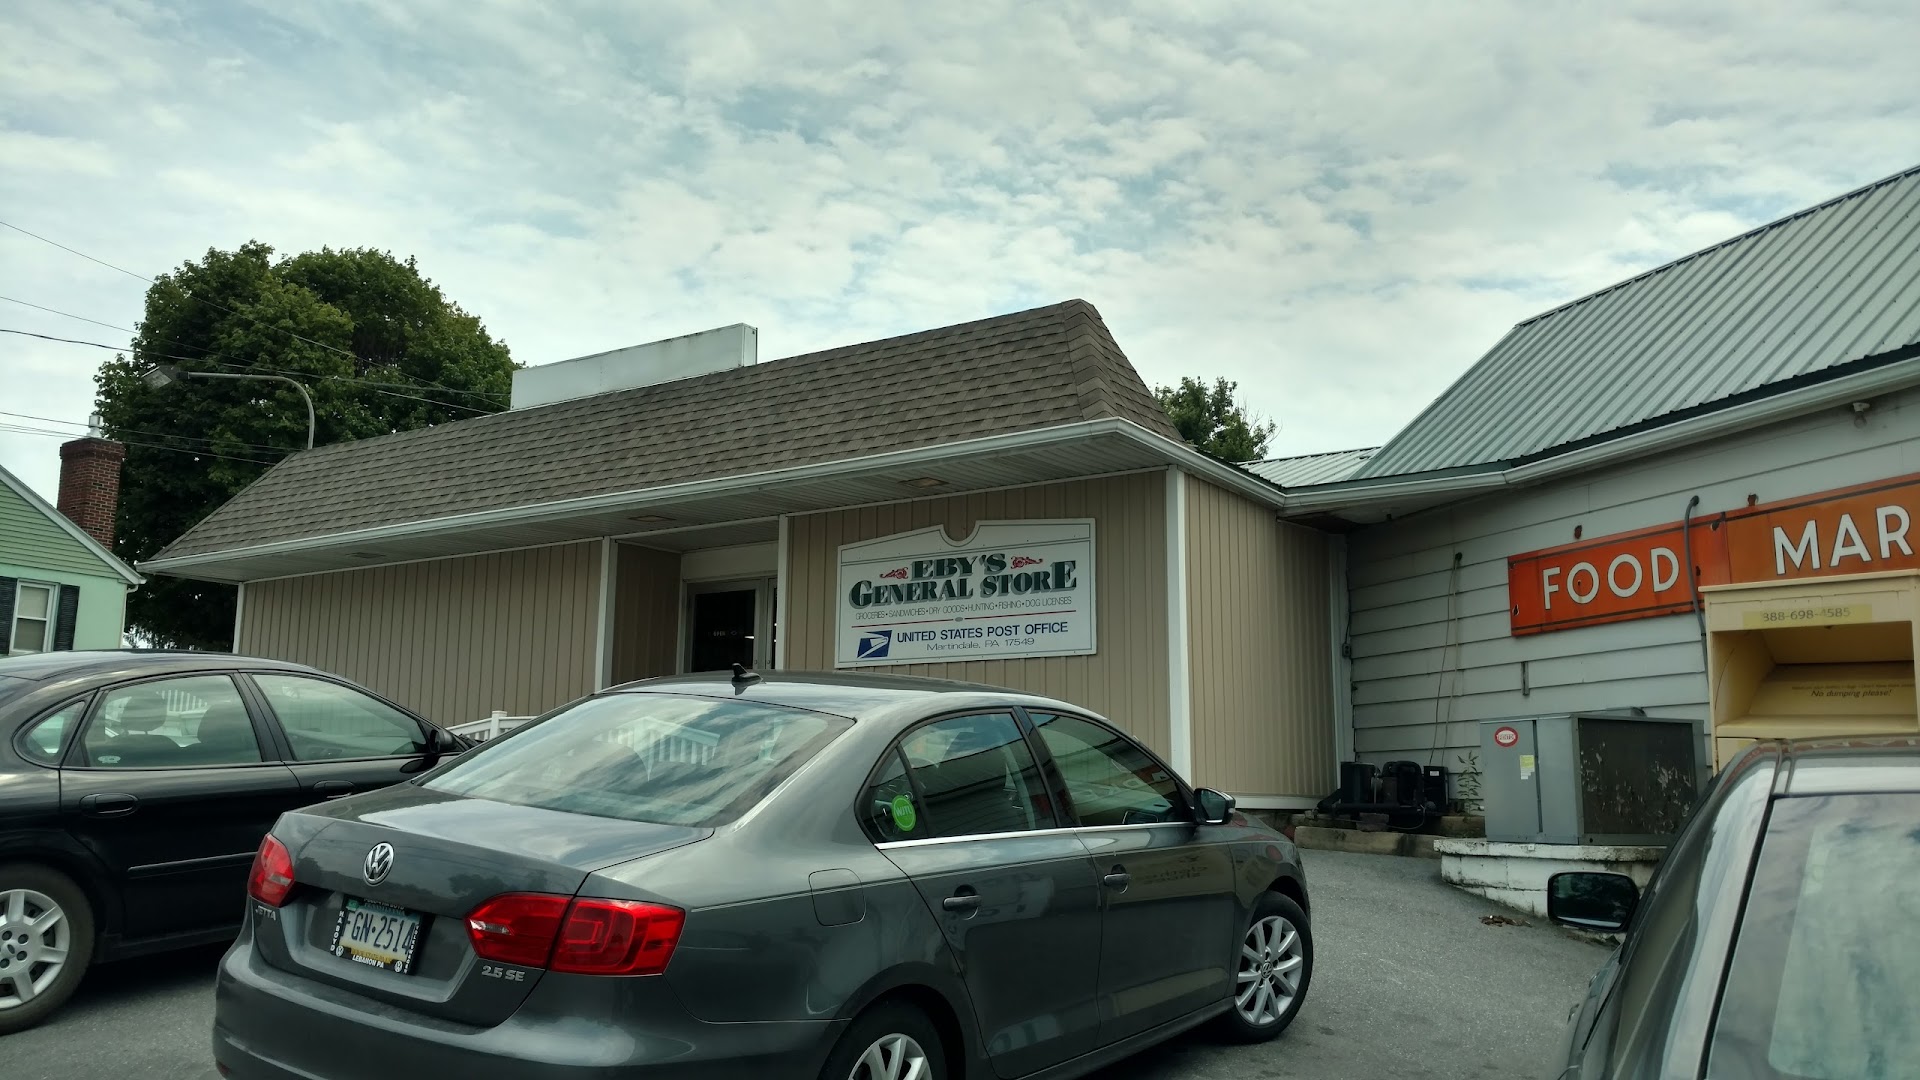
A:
58;432;127;549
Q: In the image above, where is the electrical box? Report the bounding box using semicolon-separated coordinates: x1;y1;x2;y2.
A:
1480;711;1704;845
1702;570;1920;769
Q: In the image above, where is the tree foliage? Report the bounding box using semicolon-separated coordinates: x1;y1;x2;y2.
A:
94;243;516;650
1154;376;1276;462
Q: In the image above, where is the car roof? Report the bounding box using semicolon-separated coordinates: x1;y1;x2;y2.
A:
1735;736;1920;796
0;649;327;683
608;669;1088;721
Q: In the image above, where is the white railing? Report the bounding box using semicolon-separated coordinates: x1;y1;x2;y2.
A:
448;711;534;743
448;710;721;769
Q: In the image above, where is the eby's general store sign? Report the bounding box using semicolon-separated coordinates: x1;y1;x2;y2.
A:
1510;474;1920;635
836;520;1096;665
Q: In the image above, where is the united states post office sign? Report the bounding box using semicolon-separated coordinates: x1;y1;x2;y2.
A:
836;520;1097;666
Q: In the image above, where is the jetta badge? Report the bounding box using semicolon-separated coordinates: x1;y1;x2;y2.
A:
363;842;395;887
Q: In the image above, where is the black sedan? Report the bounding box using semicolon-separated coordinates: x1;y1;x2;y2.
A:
211;670;1313;1080
1545;736;1920;1079
0;650;465;1034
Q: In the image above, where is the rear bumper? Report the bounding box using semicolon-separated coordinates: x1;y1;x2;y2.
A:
213;937;845;1080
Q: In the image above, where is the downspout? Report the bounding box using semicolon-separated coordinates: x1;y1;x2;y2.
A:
1683;496;1707;670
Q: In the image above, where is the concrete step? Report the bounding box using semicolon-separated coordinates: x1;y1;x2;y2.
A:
1292;825;1438;860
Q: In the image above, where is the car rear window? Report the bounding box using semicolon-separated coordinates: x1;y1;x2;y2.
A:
423;693;849;828
1706;792;1920;1080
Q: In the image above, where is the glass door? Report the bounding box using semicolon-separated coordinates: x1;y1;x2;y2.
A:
684;578;775;673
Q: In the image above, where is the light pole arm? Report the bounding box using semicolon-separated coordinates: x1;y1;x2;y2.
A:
182;371;316;450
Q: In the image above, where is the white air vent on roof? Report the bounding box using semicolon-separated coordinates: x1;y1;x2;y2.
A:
510;323;758;409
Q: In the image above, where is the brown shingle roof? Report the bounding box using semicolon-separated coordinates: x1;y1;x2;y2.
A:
157;299;1178;558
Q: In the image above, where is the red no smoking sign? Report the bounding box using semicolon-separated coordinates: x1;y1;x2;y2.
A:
1493;726;1520;748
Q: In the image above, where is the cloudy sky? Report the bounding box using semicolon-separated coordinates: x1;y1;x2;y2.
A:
2;0;1916;502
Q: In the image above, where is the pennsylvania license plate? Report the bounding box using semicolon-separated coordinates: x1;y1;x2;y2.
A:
329;897;424;974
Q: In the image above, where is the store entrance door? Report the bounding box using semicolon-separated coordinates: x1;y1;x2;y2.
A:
684;578;776;672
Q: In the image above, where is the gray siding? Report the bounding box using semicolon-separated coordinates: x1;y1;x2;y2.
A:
1348;383;1920;779
239;542;601;725
784;473;1172;755
1186;478;1338;798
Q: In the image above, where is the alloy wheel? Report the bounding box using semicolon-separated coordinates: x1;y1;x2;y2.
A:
0;888;71;1011
1235;913;1304;1026
848;1032;930;1080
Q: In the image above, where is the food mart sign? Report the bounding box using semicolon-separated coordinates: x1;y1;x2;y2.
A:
836;520;1096;665
1509;473;1920;635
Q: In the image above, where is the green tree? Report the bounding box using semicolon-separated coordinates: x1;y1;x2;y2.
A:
1154;376;1276;461
94;243;516;650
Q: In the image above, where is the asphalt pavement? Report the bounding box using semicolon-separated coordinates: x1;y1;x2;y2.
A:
1;850;1606;1080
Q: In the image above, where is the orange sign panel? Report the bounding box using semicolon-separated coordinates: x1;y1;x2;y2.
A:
1507;471;1920;636
1509;522;1728;636
1721;474;1920;583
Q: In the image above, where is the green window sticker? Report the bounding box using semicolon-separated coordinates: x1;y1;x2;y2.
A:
890;794;918;833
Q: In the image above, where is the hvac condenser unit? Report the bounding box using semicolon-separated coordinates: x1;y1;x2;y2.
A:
1479;711;1706;845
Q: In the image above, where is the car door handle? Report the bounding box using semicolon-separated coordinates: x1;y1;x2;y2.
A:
1102;870;1131;890
942;891;981;912
313;780;356;799
79;793;139;818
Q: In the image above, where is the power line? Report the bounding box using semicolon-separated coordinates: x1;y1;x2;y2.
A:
0;294;136;335
0;422;287;467
0;222;510;405
0;410;303;456
0;327;493;415
0;220;150;283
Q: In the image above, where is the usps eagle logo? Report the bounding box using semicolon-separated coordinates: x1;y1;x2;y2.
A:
857;629;893;659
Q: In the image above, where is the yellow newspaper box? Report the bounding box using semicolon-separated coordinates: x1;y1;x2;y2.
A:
1702;570;1920;769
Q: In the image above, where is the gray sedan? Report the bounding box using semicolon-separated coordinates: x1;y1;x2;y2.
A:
211;670;1313;1079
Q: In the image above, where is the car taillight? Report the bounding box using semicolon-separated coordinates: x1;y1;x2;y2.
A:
465;894;685;976
247;835;296;907
467;894;570;967
551;899;685;976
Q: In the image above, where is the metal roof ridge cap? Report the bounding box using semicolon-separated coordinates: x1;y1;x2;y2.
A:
137;418;1138;571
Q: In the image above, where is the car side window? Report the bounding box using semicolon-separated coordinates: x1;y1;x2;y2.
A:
18;698;88;765
83;675;262;768
1029;711;1189;827
865;712;1053;842
253;674;427;761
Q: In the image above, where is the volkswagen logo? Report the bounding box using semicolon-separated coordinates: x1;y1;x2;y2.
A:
363;842;395;887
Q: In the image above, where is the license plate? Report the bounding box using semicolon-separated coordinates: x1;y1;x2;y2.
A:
329;898;424;975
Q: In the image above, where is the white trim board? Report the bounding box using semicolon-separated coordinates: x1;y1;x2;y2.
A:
1166;467;1193;779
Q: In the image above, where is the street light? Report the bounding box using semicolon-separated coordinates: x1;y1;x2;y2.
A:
142;364;316;450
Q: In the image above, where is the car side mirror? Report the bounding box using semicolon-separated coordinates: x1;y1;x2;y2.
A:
1195;787;1236;826
1546;871;1639;933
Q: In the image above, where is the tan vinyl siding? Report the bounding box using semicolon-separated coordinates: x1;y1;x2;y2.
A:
0;481;111;577
1186;478;1336;798
611;543;682;684
239;542;601;725
785;473;1171;755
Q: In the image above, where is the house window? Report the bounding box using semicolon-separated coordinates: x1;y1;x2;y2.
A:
9;582;56;654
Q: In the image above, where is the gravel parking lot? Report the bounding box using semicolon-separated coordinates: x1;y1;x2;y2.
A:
4;850;1605;1080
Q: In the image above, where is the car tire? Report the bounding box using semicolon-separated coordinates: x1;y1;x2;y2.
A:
0;862;96;1036
820;1000;947;1080
1213;891;1312;1044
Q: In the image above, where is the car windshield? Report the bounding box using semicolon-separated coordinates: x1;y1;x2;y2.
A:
423;693;849;828
1706;792;1920;1080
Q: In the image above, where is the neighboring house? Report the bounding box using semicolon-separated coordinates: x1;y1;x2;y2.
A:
0;438;143;655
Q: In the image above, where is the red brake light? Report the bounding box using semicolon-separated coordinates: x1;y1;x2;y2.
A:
467;894;569;967
248;835;296;908
465;894;685;975
551;899;685;976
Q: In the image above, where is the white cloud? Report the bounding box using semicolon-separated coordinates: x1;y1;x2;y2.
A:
1;0;1917;505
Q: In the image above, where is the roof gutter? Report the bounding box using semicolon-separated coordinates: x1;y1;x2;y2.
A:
140;418;1283;575
1283;353;1920;516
